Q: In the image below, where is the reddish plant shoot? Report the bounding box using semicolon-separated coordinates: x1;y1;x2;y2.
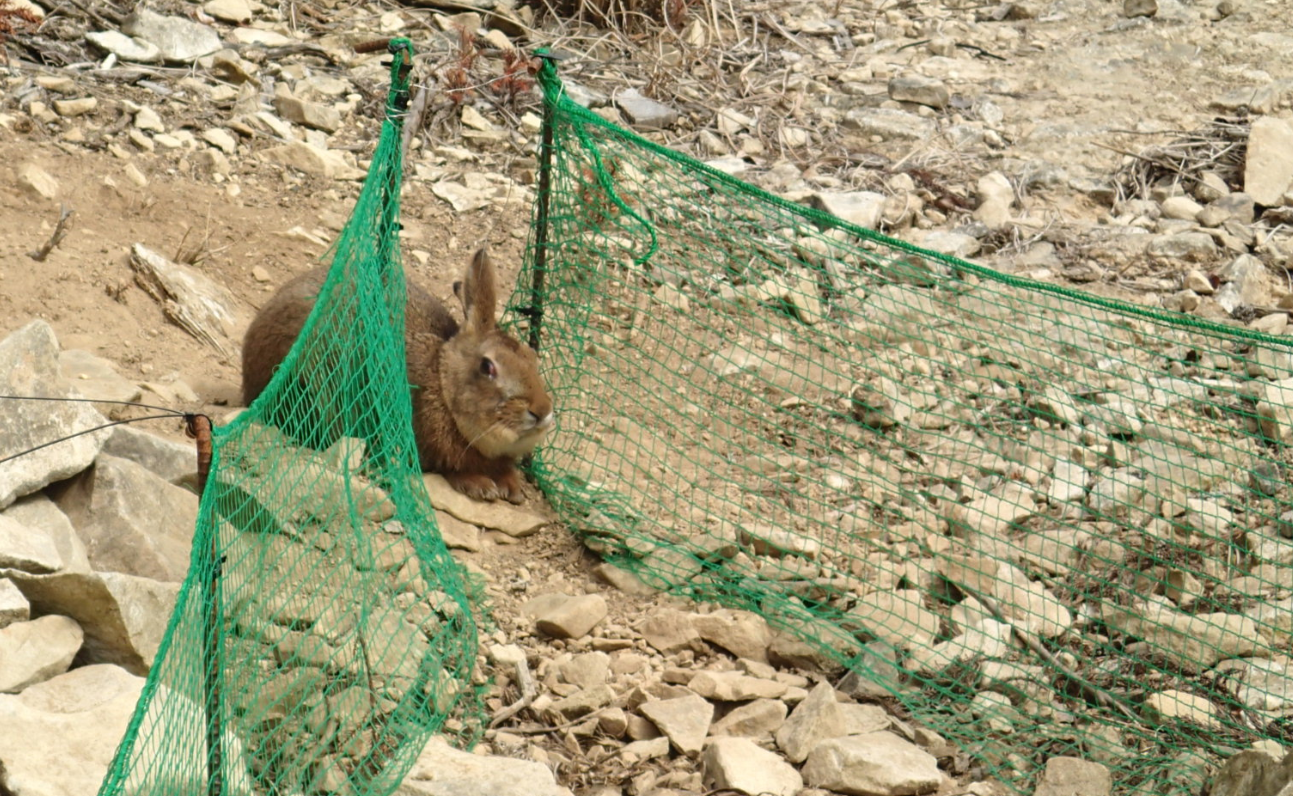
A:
491;49;535;104
442;24;479;104
0;0;40;64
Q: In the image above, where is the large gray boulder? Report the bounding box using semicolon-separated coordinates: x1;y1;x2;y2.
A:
0;615;83;693
2;493;91;574
0;321;112;510
51;454;198;582
0;664;143;796
5;569;178;674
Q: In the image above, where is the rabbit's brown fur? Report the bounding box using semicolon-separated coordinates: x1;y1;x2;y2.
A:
241;249;553;502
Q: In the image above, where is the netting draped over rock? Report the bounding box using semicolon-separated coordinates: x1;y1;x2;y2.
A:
507;55;1293;794
97;38;486;796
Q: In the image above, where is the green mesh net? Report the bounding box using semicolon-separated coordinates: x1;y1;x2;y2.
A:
507;55;1293;793
98;39;487;796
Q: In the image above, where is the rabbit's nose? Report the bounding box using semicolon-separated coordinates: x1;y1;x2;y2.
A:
530;409;555;429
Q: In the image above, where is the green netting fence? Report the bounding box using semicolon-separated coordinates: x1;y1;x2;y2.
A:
507;55;1293;793
98;39;487;796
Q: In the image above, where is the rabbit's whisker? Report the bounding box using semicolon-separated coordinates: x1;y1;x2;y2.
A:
454;419;507;467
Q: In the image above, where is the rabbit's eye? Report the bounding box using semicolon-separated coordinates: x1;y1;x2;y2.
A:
480;357;497;378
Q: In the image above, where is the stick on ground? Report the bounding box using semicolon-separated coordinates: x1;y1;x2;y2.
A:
28;203;74;262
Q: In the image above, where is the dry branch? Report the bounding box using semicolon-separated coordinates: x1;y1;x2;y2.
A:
27;204;74;262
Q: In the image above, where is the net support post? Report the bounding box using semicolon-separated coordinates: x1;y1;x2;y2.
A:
186;414;224;796
526;50;561;354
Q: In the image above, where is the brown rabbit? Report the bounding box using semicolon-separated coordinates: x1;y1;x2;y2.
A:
241;248;554;503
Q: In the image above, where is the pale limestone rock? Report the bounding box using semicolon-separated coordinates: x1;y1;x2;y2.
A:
702;736;803;796
803;732;945;795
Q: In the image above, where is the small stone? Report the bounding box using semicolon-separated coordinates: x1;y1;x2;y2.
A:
228;27;293;47
1183;270;1215;294
129;105;163;133
1165;569;1202;605
201;128;238;155
18;163;59;200
698;129;728;155
210;49;257;84
917;230;981;258
888;75;950;109
1145;689;1222;729
1124;0;1158;16
1252;313;1289;335
53;98;97;117
203;0;252;23
688;670;787;701
120;7;221;63
620;736;671;765
262;141;359;179
36;77;73;96
780;127;810;148
548;684;615;720
434;511;478;551
1260;378;1293;443
1203;192;1256;227
1164;289;1200;313
1194;171;1231;202
709;698;788;739
1102;603;1258;672
599;706;629;737
85;30;161;63
702;737;803;796
808;191;886;230
842;108;937;141
640;693;714;757
1161;196;1203;221
692;609;771;663
847;589;940;651
460;105;495;131
975;171;1014;228
1245;117;1293;207
1147;232;1217;262
639;609;700;654
1250;461;1283;497
1215;253;1270;313
615;88;678;130
557;652;610;690
1033;757;1112;796
717;107;753;134
851;378;911;429
803;732;944;796
592;562;657;596
534;594;608;639
273;94;343;133
775;681;850;764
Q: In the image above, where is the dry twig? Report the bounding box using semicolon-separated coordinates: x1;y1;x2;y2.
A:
28;203;74;261
951;577;1143;726
488;653;539;728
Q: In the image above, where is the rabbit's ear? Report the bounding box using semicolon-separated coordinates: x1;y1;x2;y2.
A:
452;280;466;317
461;247;497;333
